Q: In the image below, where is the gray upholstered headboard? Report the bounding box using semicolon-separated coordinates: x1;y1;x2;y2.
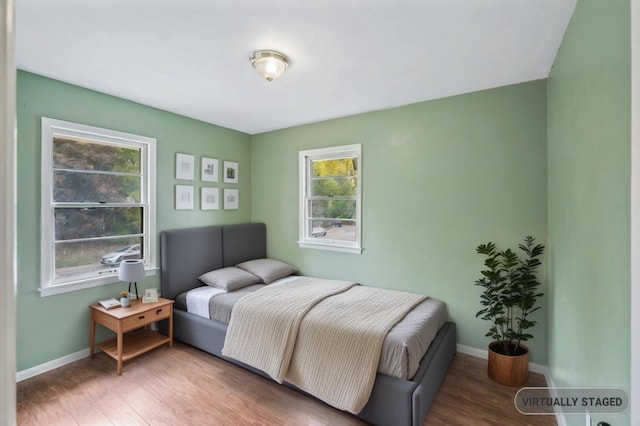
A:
221;223;267;266
160;223;266;300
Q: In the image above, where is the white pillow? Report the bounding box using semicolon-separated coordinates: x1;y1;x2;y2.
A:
198;267;261;291
236;258;297;284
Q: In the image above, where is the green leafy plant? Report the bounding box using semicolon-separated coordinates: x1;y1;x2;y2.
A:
475;236;545;356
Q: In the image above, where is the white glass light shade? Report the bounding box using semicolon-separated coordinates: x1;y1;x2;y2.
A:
118;259;146;283
250;50;289;81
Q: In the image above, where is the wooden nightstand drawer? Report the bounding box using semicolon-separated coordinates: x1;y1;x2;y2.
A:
122;305;170;331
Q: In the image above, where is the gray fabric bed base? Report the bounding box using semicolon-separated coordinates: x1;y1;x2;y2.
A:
159;223;456;426
161;310;455;426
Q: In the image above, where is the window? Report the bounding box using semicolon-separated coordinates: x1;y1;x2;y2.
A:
40;118;156;296
299;144;362;253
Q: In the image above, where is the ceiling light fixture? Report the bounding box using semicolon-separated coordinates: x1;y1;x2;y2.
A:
249;50;289;82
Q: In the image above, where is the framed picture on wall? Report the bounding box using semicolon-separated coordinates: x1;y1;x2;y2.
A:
223;161;239;184
223;188;239;210
175;185;194;210
201;157;219;182
201;187;219;210
176;153;195;180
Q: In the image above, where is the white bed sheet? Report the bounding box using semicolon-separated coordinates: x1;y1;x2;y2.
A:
185;286;225;317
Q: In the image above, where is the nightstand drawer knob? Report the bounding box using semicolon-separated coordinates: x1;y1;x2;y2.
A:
138;315;145;320
156;309;162;315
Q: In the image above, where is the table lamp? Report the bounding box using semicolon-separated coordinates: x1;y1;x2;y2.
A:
118;259;146;300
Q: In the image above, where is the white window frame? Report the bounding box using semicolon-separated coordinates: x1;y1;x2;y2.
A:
298;144;362;254
40;118;157;297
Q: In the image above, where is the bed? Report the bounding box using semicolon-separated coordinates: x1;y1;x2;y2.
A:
159;223;456;426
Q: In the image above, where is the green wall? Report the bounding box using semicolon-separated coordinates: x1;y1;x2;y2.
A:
16;71;252;370
251;81;549;363
547;0;631;424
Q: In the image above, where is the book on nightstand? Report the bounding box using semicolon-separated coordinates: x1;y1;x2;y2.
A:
98;298;121;309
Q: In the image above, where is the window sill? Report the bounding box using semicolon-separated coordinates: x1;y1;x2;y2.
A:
39;267;157;297
297;241;362;254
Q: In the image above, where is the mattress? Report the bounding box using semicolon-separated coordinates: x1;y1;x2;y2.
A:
175;276;447;380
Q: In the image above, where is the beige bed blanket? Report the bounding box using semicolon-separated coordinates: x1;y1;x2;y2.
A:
222;277;426;414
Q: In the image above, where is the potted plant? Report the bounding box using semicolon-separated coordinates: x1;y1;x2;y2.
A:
474;236;545;387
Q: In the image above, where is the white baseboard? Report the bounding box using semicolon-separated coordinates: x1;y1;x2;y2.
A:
456;343;488;360
16;344;547;380
16;348;90;382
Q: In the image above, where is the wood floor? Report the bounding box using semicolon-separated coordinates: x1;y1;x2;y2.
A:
17;342;556;425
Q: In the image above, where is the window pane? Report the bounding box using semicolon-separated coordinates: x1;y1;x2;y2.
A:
55;207;142;240
53;136;141;173
53;171;141;203
311;176;357;197
309;199;357;220
55;237;142;278
307;219;356;242
311;158;357;178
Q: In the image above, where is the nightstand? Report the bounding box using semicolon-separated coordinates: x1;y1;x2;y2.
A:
90;297;174;374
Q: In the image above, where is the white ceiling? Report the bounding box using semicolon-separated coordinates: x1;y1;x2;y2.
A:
15;0;576;135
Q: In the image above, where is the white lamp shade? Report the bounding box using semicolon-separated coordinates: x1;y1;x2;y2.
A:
118;259;146;282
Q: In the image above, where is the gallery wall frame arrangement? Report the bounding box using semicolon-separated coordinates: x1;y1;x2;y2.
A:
173;151;239;211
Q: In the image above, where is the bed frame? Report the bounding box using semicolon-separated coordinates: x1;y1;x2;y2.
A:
159;223;456;426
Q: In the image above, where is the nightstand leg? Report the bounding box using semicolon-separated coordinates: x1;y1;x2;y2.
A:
117;323;123;375
89;318;95;359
